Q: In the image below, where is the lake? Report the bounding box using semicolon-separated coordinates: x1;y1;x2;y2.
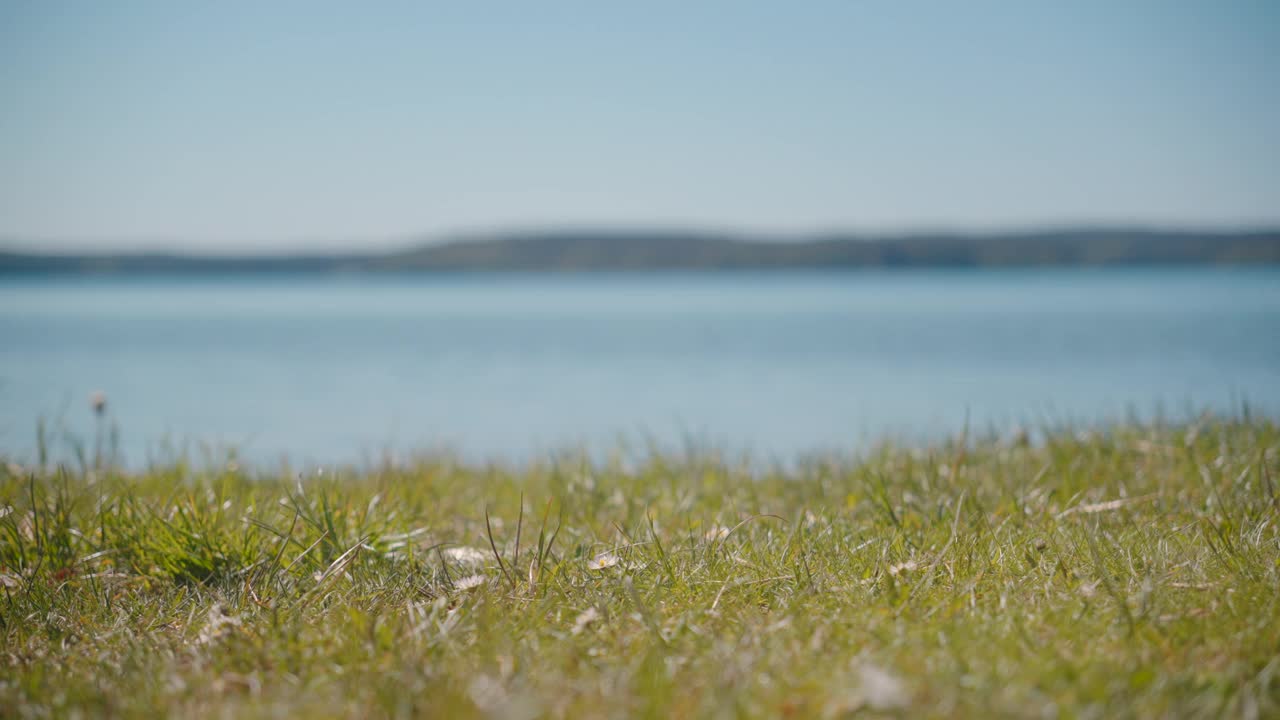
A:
2;269;1278;468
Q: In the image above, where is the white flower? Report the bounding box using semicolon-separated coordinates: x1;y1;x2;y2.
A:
89;390;107;415
587;552;619;570
195;604;241;645
571;607;601;635
888;560;918;577
859;663;908;710
824;661;909;715
467;674;506;711
443;546;490;566
455;574;486;591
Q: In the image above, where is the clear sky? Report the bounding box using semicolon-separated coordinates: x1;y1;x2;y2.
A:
2;1;1278;252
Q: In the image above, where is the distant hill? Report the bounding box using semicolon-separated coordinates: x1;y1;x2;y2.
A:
4;228;1279;274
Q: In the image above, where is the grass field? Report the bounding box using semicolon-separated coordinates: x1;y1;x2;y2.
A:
2;418;1279;718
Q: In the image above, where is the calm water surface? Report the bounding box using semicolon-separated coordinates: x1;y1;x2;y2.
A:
2;269;1278;466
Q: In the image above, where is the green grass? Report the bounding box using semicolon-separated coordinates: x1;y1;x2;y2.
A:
3;419;1279;718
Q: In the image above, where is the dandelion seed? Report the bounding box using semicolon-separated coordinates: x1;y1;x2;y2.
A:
455;574;486;591
443;546;489;566
587;552;619;570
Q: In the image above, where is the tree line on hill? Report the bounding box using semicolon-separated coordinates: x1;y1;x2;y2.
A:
3;228;1278;274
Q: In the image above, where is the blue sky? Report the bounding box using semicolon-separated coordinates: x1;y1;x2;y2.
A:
2;1;1278;251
